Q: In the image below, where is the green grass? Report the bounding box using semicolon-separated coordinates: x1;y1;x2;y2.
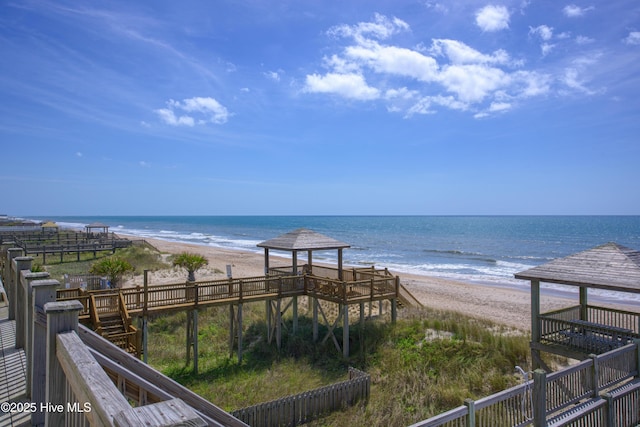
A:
43;243;170;284
39;243;535;425
145;304;532;426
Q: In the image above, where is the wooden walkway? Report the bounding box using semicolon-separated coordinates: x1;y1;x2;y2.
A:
0;304;29;427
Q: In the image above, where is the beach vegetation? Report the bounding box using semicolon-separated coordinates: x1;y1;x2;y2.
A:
171;252;209;281
88;256;134;288
40;243;170;283
146;303;532;426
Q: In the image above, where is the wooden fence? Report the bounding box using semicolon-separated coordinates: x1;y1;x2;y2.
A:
2;230;132;263
231;367;370;427
3;248;246;426
409;342;639;427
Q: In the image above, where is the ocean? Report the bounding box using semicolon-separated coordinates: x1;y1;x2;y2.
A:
27;215;640;304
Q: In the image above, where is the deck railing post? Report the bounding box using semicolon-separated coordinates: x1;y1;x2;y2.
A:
7;247;23;320
532;369;547;427
44;300;84;427
590;353;600;397
464;399;475;427
14;256;33;349
22;270;49;398
635;339;640;378
601;392;615;427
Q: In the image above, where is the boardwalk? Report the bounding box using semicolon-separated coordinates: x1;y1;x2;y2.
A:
0;305;29;427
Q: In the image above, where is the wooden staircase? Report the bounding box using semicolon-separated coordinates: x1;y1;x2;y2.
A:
89;292;141;357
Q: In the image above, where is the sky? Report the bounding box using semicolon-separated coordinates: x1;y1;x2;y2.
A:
1;0;639;216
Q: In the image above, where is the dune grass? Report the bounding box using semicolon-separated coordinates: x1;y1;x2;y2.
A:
145;303;532;426
42;243;534;425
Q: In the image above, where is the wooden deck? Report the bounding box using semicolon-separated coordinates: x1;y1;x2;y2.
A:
0;305;29;427
57;273;400;320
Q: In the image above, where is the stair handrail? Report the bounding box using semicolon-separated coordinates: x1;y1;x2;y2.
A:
88;293;102;334
118;290;141;357
119;291;132;331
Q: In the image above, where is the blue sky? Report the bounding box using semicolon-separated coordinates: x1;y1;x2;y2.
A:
2;0;639;215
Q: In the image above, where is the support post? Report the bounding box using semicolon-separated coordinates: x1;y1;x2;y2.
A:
237;303;243;363
292;295;298;334
532;369;547;427
22;271;49;398
31;279;59;426
193;309;199;374
313;297;318;342
579;287;588;320
343;303;349;358
589;353;600;398
7;247;23;320
464;399;475;427
636;339;640;378
276;299;281;350
44;300;84;427
531;280;541;370
14;256;33;349
266;300;271;341
601;392;616;427
143;270;148;363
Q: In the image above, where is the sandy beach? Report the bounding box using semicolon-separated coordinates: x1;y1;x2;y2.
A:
121;235;634;332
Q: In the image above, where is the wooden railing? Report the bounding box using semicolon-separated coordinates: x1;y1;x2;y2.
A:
42;300;211;426
57;273;400;319
231;367;370;427
410;342;639;427
77;324;248;427
538;305;640;354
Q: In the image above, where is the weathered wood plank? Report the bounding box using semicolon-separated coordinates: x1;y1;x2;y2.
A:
77;325;248;427
57;331;130;426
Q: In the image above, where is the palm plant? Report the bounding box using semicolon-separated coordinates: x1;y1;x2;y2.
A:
172;252;208;282
89;256;134;288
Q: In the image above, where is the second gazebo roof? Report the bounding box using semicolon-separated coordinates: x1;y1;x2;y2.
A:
515;242;640;294
257;228;350;251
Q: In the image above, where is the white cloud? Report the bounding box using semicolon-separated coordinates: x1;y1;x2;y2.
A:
345;43;439;82
475;5;510;32
385;87;417;100
264;71;281;81
561;57;603;95
303;14;566;118
75;152;83;157
328;13;408;42
304;73;380;100
529;26;556;56
624;31;640;45
155;108;194;126
438;64;507;102
575;35;594;45
529;25;553;41
489;101;511;112
563;5;594;17
139;161;151;168
155;96;229;126
430;39;511;65
425;2;448;14
541;43;555;56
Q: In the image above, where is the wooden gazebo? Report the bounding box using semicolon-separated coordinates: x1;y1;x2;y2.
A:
85;222;110;238
515;242;640;369
257;228;351;279
41;221;59;233
256;229;399;357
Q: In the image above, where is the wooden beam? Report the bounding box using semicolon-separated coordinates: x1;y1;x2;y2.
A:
343;303;349;358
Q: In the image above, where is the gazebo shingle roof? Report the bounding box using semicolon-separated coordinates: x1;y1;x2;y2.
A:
257;228;350;251
515;242;640;294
